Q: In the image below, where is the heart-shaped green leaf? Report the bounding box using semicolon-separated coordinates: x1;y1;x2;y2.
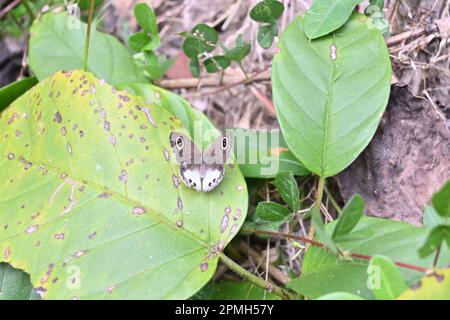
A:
304;0;363;39
129;32;152;52
134;3;158;36
224;35;251;62
250;0;284;23
28;13;146;85
272;13;391;177
257;23;277;49
204;56;230;73
0;70;248;299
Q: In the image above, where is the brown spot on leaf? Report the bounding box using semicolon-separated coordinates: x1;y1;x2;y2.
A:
53;111;62;123
220;215;229;233
172;175;180;188
233;208;241;221
3;247;11;259
104;121;110;131
163;148;170;161
25;225;39;234
200;263;208;272
73;250;88;258
7;112;19;125
142;107;158;128
118;170;128;183
230;223;239;235
7;153;14;160
176;220;183;228
54;233;65;240
132;207;146;215
67;143;73;155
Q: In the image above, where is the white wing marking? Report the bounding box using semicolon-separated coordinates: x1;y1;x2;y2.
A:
201;168;224;192
180;167;202;192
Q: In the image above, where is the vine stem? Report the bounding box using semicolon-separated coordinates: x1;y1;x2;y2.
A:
315;176;326;210
218;253;297;300
83;0;96;71
307;176;326;245
241;228;429;273
324;185;342;215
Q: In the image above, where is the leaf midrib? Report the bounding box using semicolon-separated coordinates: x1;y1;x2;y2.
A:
320;35;337;176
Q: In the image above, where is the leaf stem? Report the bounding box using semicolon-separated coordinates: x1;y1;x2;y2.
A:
315;176;326;209
21;0;35;22
218;253;297;300
307;176;326;246
432;243;441;269
241;228;429;273
324;185;342;215
83;0;96;71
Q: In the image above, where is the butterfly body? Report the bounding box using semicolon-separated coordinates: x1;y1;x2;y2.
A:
170;132;232;192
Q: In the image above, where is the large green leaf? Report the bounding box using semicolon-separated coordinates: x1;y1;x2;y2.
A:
0;77;38;112
116;83;217;148
288;217;450;299
0;70;248;299
304;0;363;39
0;263;40;300
29;12;146;85
272;13;391;177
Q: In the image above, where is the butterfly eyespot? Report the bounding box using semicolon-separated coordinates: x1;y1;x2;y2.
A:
208;182;212;187
221;137;228;150
176;136;183;150
188;179;192;183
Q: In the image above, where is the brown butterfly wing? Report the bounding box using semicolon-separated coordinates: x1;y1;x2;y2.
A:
169;132;202;165
202;133;233;165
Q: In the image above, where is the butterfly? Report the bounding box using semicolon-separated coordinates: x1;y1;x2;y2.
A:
169;132;233;192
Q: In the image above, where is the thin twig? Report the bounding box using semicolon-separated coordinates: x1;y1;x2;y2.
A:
0;0;21;19
83;0;96;71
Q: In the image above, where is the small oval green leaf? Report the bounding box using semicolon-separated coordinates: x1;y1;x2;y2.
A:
250;0;284;23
